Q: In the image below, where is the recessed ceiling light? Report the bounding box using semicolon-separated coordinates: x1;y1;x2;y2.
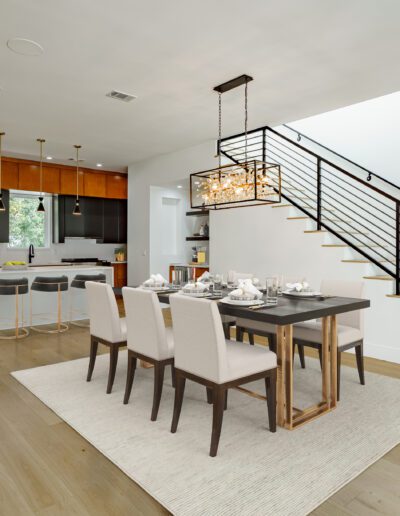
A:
96;163;103;167
46;156;53;160
7;38;44;56
177;185;183;189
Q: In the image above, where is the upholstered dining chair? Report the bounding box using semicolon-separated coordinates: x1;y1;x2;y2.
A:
122;287;175;421
293;280;365;400
86;281;127;394
169;294;277;457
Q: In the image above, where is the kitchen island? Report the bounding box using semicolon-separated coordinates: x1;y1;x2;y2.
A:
0;265;113;330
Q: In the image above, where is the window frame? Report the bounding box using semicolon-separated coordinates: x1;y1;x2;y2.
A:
7;191;52;250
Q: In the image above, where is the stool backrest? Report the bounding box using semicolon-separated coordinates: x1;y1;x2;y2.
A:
86;282;123;343
122;287;170;360
320;279;364;332
170;294;228;383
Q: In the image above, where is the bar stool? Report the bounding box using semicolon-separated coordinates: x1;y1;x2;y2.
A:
0;278;29;339
30;276;69;333
70;273;106;327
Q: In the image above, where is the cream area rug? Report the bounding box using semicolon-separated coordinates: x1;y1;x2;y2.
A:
12;351;400;516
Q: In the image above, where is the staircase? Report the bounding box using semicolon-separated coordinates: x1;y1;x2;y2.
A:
219;125;400;297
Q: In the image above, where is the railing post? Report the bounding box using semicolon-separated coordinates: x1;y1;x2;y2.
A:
317;157;321;230
396;201;400;295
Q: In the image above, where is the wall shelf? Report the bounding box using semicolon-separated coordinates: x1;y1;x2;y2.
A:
186;210;209;217
186;236;209;241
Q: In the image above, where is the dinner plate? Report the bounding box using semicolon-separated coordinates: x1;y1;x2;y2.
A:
141;285;170;291
220;297;265;306
180;290;211;298
282;290;321;298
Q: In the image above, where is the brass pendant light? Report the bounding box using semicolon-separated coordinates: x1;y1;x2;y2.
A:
0;132;5;212
37;138;46;212
73;144;82;215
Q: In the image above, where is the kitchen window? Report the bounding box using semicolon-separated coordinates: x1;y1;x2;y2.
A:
8;192;52;249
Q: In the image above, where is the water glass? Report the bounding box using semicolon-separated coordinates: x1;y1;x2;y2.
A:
276;275;284;296
265;276;278;305
214;274;223;290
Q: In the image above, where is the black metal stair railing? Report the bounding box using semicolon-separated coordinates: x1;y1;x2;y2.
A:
219;126;400;295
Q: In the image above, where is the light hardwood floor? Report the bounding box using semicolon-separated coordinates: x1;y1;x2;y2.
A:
0;309;399;515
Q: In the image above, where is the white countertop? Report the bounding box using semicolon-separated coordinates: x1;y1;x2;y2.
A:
0;265;113;275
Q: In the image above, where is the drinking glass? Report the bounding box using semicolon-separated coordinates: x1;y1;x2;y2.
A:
214;274;223;290
276;274;284;296
265;276;278;305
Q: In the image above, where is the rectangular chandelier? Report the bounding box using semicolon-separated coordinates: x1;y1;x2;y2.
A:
190;160;281;210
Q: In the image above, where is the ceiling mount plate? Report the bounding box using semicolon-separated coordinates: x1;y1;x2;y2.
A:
213;74;253;94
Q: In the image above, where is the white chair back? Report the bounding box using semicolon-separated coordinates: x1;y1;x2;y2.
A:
122;287;170;360
170;294;228;383
320;280;364;333
86;282;124;343
227;270;253;283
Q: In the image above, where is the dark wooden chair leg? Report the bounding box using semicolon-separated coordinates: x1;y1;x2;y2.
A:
123;351;137;404
206;386;213;404
337;350;341;401
171;363;176;388
151;362;165;421
210;387;226;457
355;342;365;385
171;373;186;433
224;390;228;410
236;327;244;342
265;370;277;432
86;338;98;382
106;344;119;394
298;344;306;369
223;322;231;340
248;331;255;345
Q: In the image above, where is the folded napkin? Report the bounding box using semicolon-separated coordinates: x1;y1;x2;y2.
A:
143;273;168;286
230;279;263;299
198;271;210;281
286;281;309;292
183;281;208;291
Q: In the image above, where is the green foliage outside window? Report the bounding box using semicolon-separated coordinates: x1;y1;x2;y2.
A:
9;195;46;248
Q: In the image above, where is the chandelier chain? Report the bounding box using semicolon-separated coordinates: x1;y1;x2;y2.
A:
218;92;222;170
244;80;248;163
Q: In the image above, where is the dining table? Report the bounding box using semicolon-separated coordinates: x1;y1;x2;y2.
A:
115;286;370;430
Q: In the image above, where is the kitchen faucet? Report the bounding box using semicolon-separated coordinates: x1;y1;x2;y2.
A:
28;244;35;264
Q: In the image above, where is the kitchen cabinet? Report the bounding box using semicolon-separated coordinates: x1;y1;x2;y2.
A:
84;197;104;239
19;164;60;193
60;168;84;196
1;161;19;190
0;190;9;243
106;174;128;199
84;171;106;198
103;199;127;243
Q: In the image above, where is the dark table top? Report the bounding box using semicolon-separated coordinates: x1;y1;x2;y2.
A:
115;286;370;326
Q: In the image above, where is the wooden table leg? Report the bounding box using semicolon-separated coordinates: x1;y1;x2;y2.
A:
276;325;286;427
330;315;338;408
321;316;330;405
284;324;293;429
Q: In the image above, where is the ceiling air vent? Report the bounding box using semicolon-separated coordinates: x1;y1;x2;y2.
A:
106;90;137;102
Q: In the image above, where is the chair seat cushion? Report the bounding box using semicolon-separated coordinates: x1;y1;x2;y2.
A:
224;341;276;383
236;317;276;335
293;321;362;348
221;315;236;325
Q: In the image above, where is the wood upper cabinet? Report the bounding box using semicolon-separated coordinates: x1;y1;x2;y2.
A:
106;174;127;199
83;170;106;198
1;161;19;190
60;168;84;196
19;164;60;193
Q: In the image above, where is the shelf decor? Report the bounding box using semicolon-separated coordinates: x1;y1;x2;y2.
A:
0;132;5;211
190;75;281;210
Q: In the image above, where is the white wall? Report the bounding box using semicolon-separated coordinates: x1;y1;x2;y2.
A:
287;91;400;187
127;140;215;285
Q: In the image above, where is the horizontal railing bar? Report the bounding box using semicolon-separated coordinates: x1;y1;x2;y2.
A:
283;124;400;192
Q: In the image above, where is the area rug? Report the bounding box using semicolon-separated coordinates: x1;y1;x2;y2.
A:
11;352;400;516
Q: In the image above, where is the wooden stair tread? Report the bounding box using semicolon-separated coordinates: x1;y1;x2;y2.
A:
304;230;327;234
342;259;394;264
386;294;400;298
287;216;309;220
363;275;393;281
322;244;347;248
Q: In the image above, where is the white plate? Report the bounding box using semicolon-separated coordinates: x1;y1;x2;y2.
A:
221;297;265;306
180;290;211;298
282;290;321;298
141;285;170;291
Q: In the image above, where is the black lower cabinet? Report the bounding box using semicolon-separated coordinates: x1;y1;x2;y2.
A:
0;190;10;243
54;195;127;244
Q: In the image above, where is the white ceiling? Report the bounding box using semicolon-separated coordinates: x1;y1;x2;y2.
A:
1;0;400;172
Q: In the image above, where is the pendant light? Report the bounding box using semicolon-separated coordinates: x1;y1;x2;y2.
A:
190;74;281;209
37;138;46;212
73;145;82;215
0;132;5;212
